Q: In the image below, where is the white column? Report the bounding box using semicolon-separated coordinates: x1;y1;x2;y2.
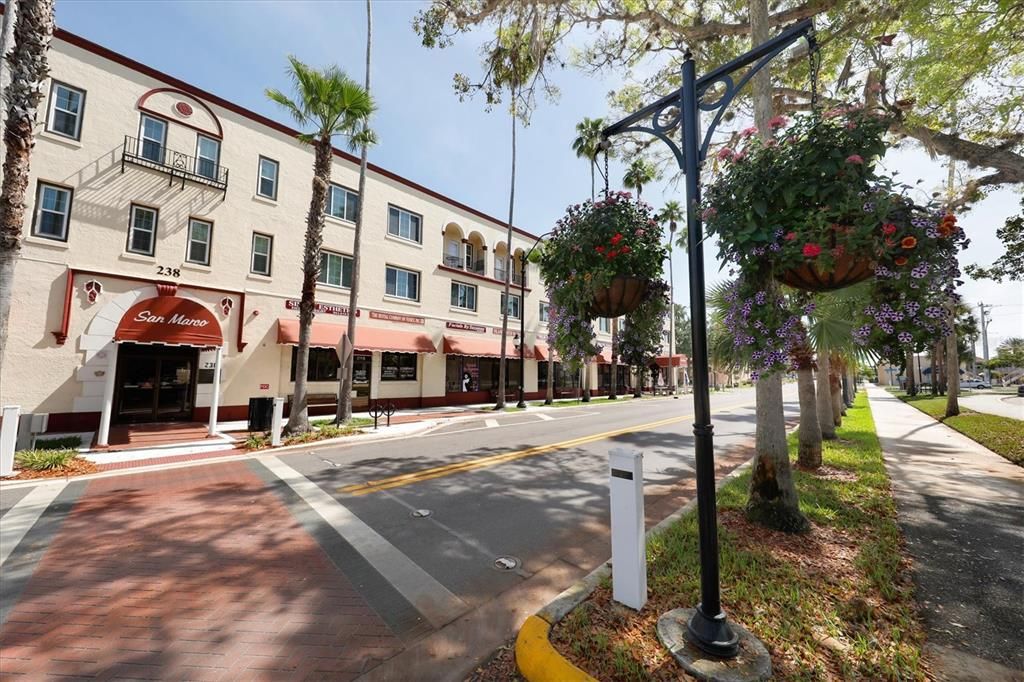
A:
208;345;223;436
1;405;20;477
96;344;119;447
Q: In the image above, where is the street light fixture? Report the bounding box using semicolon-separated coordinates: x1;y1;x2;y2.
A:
601;19;817;659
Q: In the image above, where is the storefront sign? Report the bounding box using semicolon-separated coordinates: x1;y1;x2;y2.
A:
285;299;360;317
446;321;486;333
115;296;223;347
370;310;424;325
260;383;270;390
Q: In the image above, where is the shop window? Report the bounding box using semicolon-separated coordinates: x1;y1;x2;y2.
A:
319;251;353;288
539;361;581;390
186;218;213;265
446;356;520;392
290;347;340;382
326;184;359;222
388;205;422;242
381;352;417;381
32;182;73;241
127;204;158;256
46;81;85;140
257;156;279;199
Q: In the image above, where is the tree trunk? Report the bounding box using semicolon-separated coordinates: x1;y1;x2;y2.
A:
945;302;960;417
609;318;618;399
582;358;591;401
747;372;808;531
495;96;517;410
830;359;844;424
633;365;642;398
905;348;917;396
589;158;595;201
0;0;19;133
816;353;836;439
336;0;373;425
1;0;54;367
286;136;332;435
796;364;822;469
545;356;554;404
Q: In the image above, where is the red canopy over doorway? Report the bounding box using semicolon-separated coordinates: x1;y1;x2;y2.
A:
115;296;223;347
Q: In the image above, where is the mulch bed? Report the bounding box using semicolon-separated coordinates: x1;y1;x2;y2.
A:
464;640;523;681
3;458;100;480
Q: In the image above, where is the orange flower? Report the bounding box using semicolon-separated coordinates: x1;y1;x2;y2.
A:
895;256;908;266
901;236;918;249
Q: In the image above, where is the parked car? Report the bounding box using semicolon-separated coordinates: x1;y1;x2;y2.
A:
960;379;991;389
1017;385;1024;397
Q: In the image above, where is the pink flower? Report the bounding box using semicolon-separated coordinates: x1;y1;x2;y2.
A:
765;139;778;148
846;154;864;164
702;207;718;220
824;107;846;119
717;148;735;161
786;135;799;145
802;243;822;257
784;232;797;241
741;126;758;138
845;122;858;130
734;150;747;161
768;115;788;129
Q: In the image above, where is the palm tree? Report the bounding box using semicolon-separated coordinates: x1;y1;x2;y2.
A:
1;0;55;365
571;117;607;200
336;0;377;425
622;158;656;200
267;57;374;435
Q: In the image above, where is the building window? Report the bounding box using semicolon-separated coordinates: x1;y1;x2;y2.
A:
501;292;521;319
195;135;220;179
598;317;611;333
450;281;477;311
46;82;85;140
290;347;339;382
139;115;167;163
257;156;279;199
538;361;581;390
318;251;353;288
446;356;521;392
388;205;422;243
127;205;158;256
326;184;359;222
251;232;273;275
381;352;417;381
385;266;419;301
539;301;550;324
32;182;72;241
185;218;212;265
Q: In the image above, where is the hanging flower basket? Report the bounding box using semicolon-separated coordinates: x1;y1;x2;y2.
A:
590;275;649;317
778;252;874;291
540;192;668;366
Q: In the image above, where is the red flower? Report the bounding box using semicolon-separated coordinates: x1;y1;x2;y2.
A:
595;246;605;253
882;223;897;235
784;232;797;241
894;256;908;266
802;243;822;257
846;154;864;165
901;236;918;249
620;245;631;254
610;233;623;245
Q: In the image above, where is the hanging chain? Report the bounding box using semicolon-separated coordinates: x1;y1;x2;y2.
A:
603;148;610;198
807;26;821;117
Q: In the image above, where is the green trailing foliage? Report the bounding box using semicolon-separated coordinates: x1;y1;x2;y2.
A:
32;435;82;450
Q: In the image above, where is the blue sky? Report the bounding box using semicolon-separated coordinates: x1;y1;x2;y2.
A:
54;0;1021;353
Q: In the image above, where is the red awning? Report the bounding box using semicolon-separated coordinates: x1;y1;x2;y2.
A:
596;349;614;364
116;296;223;347
276;319;437;353
534;342;558;361
655;355;689;368
443;335;535;359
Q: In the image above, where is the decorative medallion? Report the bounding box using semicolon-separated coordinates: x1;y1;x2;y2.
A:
83;280;102;304
175;101;194;117
219;297;234;316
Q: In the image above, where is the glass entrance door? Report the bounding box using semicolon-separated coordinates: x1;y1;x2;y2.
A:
116;344;198;423
352;353;372;409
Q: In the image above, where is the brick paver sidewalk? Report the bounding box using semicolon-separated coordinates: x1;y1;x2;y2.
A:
0;462;401;680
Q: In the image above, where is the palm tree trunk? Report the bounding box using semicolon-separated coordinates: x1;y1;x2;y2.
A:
796;361;822;469
1;0;54;365
633;364;642;398
747;372;807;531
495;96;516;410
830;358;844;424
0;0;19;133
945;302;960;417
590;159;595;202
582;358;591;401
609;318;618;399
545;356;554;404
286;136;332;434
816;353;836;439
336;0;373;425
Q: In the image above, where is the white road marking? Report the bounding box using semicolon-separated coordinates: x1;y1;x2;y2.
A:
260;456;469;628
485;419;499;428
535;413;555;421
0;481;67;568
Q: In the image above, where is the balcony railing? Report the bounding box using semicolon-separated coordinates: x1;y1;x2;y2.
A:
443;256;487;276
121;135;229;196
511;271;527;287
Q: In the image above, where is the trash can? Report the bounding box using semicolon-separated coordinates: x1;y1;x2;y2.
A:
247;397;275;432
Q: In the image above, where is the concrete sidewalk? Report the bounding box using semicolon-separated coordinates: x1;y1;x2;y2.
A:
866;385;1024;681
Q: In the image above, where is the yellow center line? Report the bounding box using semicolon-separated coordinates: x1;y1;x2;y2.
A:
339;413;694;496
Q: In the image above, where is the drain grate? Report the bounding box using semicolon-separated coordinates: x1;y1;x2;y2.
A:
493;556;520;571
410;509;432;518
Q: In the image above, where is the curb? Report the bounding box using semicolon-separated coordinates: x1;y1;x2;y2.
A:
514;455;758;681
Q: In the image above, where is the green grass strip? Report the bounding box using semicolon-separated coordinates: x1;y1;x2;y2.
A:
897;394;1023;466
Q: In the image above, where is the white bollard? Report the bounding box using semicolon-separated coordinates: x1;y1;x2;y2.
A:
1;405;21;477
609;447;647;610
271;398;285;447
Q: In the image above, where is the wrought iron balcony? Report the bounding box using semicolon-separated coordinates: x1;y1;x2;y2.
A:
443;256;488;276
511;271;527;287
121;135;229;196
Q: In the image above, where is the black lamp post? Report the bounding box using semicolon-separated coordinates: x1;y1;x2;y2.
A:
601;19;816;658
517;232;552;409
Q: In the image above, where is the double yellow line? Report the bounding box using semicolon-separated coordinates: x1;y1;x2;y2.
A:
338;413;694;496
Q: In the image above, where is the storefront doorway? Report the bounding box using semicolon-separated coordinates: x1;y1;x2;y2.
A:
114;343;198;423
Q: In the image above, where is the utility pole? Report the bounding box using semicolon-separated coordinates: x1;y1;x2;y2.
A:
978;303;991;383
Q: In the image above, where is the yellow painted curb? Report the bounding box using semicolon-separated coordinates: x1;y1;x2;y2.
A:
515;614;597;682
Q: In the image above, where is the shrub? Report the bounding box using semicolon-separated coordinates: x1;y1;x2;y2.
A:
34;435;83;450
245;433;270;450
15;448;79;471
